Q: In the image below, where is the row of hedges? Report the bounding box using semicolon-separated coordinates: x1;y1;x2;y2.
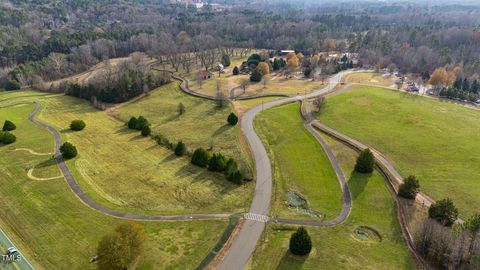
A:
191;148;245;184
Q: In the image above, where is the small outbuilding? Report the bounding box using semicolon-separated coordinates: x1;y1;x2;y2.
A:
197;70;213;79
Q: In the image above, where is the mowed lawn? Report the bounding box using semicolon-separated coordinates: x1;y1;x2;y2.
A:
250;134;414;270
36;92;250;215
255;103;342;220
319;85;480;217
118;81;252;174
0;101;227;270
342;72;395;87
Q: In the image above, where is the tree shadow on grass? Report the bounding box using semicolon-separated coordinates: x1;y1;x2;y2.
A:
160;153;177;164
129;135;145;141
60;128;75;134
276;251;308;270
36;158;57;168
174;163;243;193
115;126;137;134
212;124;233;138
347;170;372;201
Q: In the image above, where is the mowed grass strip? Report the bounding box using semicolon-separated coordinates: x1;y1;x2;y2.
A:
249;134;414;270
0;104;227;270
319;84;480;217
36;93;250;215
342;72;395;87
255;103;342;219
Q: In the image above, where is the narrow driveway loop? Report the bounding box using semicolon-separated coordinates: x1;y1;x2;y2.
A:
26;101;229;221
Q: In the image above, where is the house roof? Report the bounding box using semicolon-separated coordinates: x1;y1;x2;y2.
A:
198;70;212;77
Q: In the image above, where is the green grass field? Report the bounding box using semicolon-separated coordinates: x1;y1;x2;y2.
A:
29;87;251;215
318;85;480;217
249;133;414;270
118;82;252;173
0;97;228;269
255;103;342;220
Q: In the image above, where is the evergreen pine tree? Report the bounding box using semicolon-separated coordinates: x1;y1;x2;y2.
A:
141;125;151;137
174;141;186;156
250;68;263;82
191;148;210;167
289;227;312;256
227;112;238;125
354;149;375;173
232;66;239;75
2;120;16;131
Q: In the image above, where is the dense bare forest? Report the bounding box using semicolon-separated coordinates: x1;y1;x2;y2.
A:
0;0;479;90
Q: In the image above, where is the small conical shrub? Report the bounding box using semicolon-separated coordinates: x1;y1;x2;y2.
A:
0;131;16;144
354;148;375;173
398;175;420;199
289;227;312;256
141;125;151;137
128;117;137;129
174;141;186;156
227;113;238;126
70;120;86;131
232;66;239;75
227;170;243;185
191;148;210;167
135;116;149;130
2;120;16;131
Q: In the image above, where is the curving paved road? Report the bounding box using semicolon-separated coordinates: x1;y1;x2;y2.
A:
25;101;229;221
217;71;349;270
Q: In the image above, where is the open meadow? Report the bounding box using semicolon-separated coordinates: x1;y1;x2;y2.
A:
318;84;480;217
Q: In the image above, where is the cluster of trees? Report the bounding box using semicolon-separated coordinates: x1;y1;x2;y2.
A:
1;1;479;92
191;148;245;185
416;209;479;269
126;115;245;183
128;116;151;137
438;76;480;102
63;56;170;104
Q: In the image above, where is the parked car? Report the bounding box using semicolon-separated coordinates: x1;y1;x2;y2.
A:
7;247;17;255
